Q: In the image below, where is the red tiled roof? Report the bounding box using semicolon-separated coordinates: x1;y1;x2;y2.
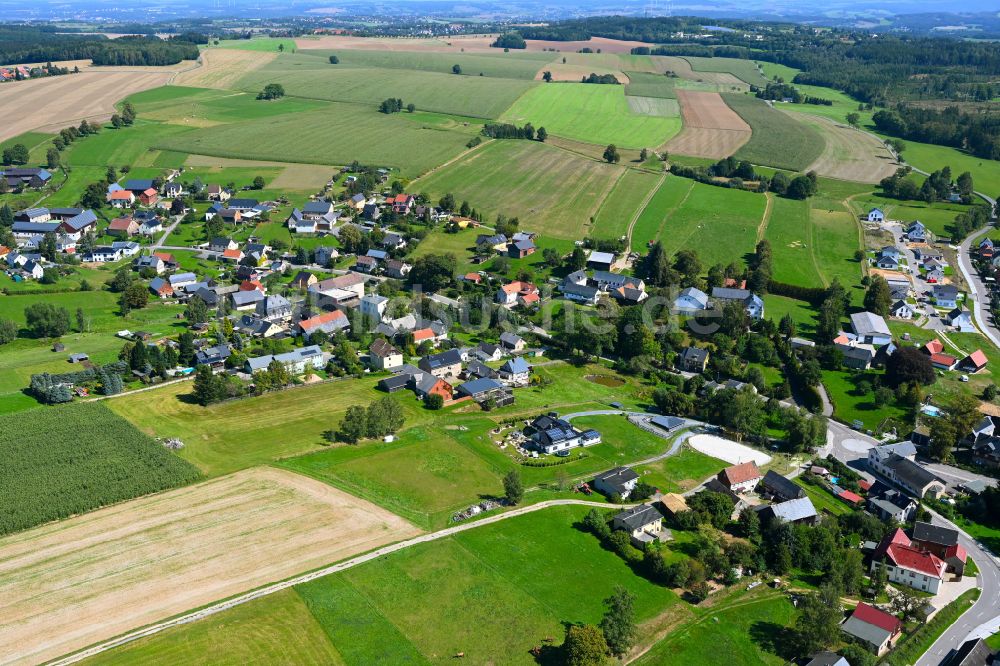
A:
966;350;988;368
412;328;434;341
945;543;968;563
858;480;873;492
463;272;481;283
720;461;761;486
240;280;263;292
873;527;911;560
299;310;346;331
851;603;902;635
924;339;944;355
838;490;863;504
930;353;957;367
222;248;243;259
153;252;174;262
520;292;540;304
108;217;135;230
886;543;946;578
108;190;134;200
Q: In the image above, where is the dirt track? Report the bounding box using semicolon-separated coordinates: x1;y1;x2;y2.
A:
666;90;751;158
174;49;275;89
0;71;173;142
796;113;898;183
0;467;420;666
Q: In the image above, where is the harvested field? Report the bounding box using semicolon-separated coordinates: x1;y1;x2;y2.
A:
174;48;276;89
665;90;751;158
797;113;898;183
627;95;680;117
681;56;768;87
0;467;420;666
523;36;657;53
534;63;628;83
648;56;748;89
295;34;489;52
0;71;173;142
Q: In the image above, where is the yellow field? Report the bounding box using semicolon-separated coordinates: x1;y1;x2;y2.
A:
0;467;420;666
174;48;276;89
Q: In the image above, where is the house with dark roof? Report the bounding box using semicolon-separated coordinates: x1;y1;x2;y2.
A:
369;338;403;371
676;346;709;373
867;483;917;523
840;602;902;656
593;467;639;499
934;284;960;309
418;349;463;379
455;377;512;407
256;295;292;322
612;504;666;547
912;521;967;576
759;469;805;502
946;638;995;666
525;414;601;455
711;287;764;320
194;343;231;372
499;332;526;352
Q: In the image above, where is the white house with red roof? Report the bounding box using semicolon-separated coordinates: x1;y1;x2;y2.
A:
716;461;762;494
840;602;903;656
495;281;539;307
870;528;947;593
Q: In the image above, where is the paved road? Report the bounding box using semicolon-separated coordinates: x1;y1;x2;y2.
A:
152;214;183;250
916;509;1000;666
46;498;626;666
956;224;1000;351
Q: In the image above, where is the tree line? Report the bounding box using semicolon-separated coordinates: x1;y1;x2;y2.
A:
670;157;818;199
481;122;547;141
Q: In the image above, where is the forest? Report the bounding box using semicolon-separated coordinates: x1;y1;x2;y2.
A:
0;26;205;66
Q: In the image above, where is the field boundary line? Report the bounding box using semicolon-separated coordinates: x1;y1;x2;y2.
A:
625;172;666;253
650;178;695;247
46;499;622;666
590;168;627;227
409;137;492;185
756;192;773;243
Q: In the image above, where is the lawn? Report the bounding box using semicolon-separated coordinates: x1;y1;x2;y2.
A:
159;101;474;178
414;139;624;240
212;37;297;52
898;139;1000;202
591;168;664;241
635;591;796;666
724;93;826;172
637;179;768;267
501;83;682;149
683;57;769;87
847;191;972;239
237;55;536;119
636;444;729;493
762;294;818;338
108;376;428;477
793;477;853;517
821;369;912;431
84;588;344;666
300;47;554;80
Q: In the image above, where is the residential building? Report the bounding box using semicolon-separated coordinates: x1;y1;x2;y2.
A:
168;272;198;289
360;294;389;322
867;483;917;523
961;349;989;374
850;311;893;346
716;461;762;493
499;357;531;385
496;281;539;306
711;287;764;320
946;308;975;332
230;289;266;311
256;295;292;322
413;373;452;402
107;189;135;208
107;216;139;238
906;221;927;242
934;284;960;309
526;414;601;454
946;638;995;666
911;521;967;576
612;504;666;547
840;602;903;656
148;277;174;299
134;255;164;274
369;338;404;371
244;345;325;375
499;332;526;352
870;528;946;593
868;441;945;498
676;346;709;373
194;343;231;372
593;467;640;499
298;310;349;339
455;377;513;407
384;259;412;280
418;349;463;379
867;208;885;223
759;469;805;501
806;652;849;666
891;300;914;319
756;497;819;525
674;287;709;313
235;315;284;338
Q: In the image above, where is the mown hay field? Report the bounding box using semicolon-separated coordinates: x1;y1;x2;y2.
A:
158;102;474;177
665;90;751;158
633;178;767;266
0;402;200;536
501;83;681;148
681;56;769;86
237;55;536;119
626;95;681;117
591;169;664;241
173;47;276;89
414;140;624;240
0;467;420;666
724;93;826;172
795;113;898;183
301;47;553;80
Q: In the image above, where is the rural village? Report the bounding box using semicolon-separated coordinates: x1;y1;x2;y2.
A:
2;11;1000;666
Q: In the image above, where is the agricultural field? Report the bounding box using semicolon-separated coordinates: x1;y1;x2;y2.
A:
723;93;825;172
0;402;201;535
537;62;629;83
794;113;897;183
681;56;769;87
591;169;665;241
0;70;175;142
500;83;681;148
894;139;1000;201
632;179;766;266
667;90;751;158
627;95;681;117
108;376;429;477
0;467;419;666
237;54;535;119
159;102;474;177
414;139;624;240
88;506;687;665
174;48;276;89
304;47;554;80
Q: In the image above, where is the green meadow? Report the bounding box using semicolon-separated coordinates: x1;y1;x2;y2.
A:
301;47;553;80
414;139;623;240
724;93;825;172
591;169;664;241
501;83;681;148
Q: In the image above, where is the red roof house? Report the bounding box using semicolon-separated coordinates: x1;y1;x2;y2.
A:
139;188;159;206
924;339;944;355
962;349;988;373
716;461;762;493
837;489;863;505
841;603;903;656
929;352;957;370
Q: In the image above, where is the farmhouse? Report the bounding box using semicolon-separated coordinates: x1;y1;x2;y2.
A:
850;311;892;346
298;310;349;339
107;216;139;238
612;504;666;547
870;528;947;594
759;469;805;502
413;373;453;401
593;466;639;499
840;602;902;656
756;497;818;526
911;521;967;576
148;277;174;299
2;167;51;189
369;338;404;371
716;461;762;494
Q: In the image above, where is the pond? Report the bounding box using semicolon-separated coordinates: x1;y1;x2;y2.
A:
585;374;625;388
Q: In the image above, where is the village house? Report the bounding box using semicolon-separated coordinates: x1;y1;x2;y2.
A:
934;284;959;309
756;496;819;526
148;277;174;299
593;466;639;499
107;216;139;238
867;441;945;498
676;346;709;373
612;504;667;547
134;254;165;274
906;221;927;242
840;603;902;656
369;338;404;371
245;345;325;376
759;469;806;502
496;281;539;307
711;287;764;320
235;315;284;338
867;208;885;223
107;189;135;208
867;482;917;523
716;461;762;494
206;184;230;202
360;294;389;322
911;521;967;576
413;373;453;402
418;349;463;379
850;311;892;346
525;414;602;454
499;357;531;385
256;295;292;322
384;259;412;280
298;310;349;340
455;377;513;407
890;300;914;319
499;332;526;353
946;307;975;332
194;343;231;372
870;528;947;594
674;286;709;313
